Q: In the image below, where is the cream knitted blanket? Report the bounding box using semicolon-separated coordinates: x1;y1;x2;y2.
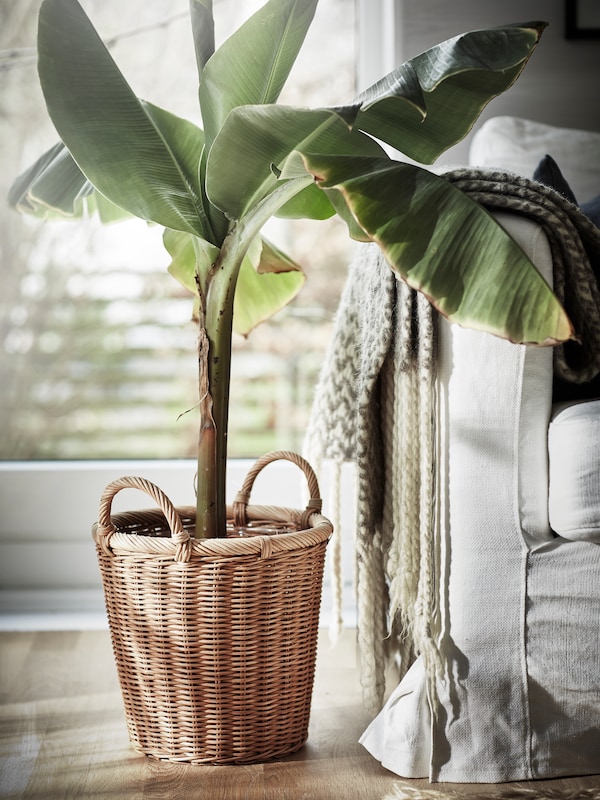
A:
304;168;600;713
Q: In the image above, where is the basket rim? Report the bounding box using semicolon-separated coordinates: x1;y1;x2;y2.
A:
92;503;333;559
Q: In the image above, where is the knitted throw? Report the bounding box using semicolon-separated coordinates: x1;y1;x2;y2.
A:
304;168;600;713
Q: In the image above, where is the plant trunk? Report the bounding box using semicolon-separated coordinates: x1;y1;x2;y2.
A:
194;257;236;539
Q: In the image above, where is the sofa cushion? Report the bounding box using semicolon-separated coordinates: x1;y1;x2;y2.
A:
532;154;578;203
469;116;600;203
533;154;600;229
548;399;600;542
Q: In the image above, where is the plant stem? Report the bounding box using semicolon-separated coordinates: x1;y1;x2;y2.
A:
195;256;236;539
194;175;313;539
195;327;218;538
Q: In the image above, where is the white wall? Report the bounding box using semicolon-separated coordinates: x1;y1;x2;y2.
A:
395;0;600;165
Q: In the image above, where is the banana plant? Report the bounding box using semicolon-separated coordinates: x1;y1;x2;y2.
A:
9;0;571;539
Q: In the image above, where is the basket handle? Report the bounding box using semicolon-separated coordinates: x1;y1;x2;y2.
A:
95;476;191;561
232;450;323;529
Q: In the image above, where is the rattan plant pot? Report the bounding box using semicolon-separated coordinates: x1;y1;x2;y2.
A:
92;450;333;765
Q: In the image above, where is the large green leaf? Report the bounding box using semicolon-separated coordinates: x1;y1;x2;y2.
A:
9;142;91;217
189;0;215;80
350;22;546;163
206;105;387;220
199;0;318;148
8;141;131;222
38;0;208;236
275;182;335;220
276;145;362;224
302;153;572;345
198;146;230;246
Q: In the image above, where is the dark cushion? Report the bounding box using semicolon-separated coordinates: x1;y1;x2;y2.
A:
533;154;600;228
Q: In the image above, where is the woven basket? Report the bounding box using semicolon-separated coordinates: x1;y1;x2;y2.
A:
92;450;332;765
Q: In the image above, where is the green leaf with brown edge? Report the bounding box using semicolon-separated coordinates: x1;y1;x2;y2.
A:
302;153;573;345
233;239;305;336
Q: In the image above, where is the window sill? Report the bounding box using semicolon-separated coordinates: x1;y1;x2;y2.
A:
0;459;357;624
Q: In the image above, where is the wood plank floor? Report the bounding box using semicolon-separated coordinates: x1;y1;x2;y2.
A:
1;628;598;799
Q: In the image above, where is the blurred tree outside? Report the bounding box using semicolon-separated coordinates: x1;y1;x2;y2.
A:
0;0;357;460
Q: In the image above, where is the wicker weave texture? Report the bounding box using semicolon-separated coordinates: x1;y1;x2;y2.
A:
93;451;332;764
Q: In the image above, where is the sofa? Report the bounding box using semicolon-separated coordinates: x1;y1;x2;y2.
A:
353;118;600;781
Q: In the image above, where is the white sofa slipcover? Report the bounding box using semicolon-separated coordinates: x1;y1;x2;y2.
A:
361;211;600;781
359;121;600;781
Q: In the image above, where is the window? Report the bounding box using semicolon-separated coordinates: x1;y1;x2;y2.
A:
0;0;397;620
1;0;360;461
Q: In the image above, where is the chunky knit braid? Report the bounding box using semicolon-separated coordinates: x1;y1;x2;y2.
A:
305;246;438;711
444;169;600;383
382;281;439;682
353;249;399;710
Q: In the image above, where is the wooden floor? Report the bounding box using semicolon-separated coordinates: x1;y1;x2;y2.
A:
0;628;598;799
